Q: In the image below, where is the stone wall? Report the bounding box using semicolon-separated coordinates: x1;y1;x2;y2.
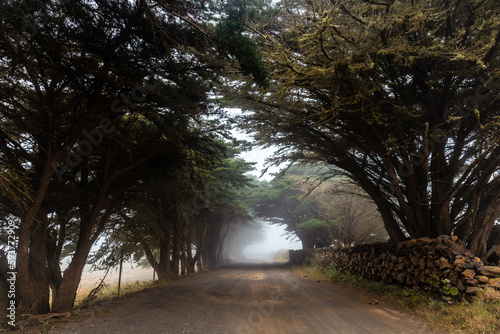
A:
303;236;500;297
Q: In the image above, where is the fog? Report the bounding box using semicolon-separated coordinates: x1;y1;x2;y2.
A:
227;110;301;262
238;221;302;262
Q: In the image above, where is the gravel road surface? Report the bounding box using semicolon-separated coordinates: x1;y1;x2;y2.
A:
51;263;435;334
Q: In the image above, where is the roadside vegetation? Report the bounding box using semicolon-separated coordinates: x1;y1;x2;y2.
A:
76;279;159;308
300;264;500;334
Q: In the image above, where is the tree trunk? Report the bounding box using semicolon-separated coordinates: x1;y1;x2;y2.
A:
136;233;159;277
180;241;187;276
51;258;85;312
16;160;55;314
468;215;497;258
201;225;221;269
188;221;207;273
296;229;315;249
186;234;195;274
170;219;180;277
46;220;65;295
51;197;111;312
27;214;50;314
158;235;171;280
51;233;93;312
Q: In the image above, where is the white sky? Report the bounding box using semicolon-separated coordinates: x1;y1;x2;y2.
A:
238;145;280;181
229;108;283;180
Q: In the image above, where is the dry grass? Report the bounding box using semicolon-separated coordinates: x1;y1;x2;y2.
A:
75;280;158;308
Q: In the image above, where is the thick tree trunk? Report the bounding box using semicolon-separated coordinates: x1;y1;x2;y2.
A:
468;215;497;258
15;144;72;314
186;234;195;274
51;257;86;312
16;161;54;314
51;234;93;312
296;229;315;249
51;196;110;312
180;241;187;276
27;215;50;314
201;227;219;269
469;229;492;258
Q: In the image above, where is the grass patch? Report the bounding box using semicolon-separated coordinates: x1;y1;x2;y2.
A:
307;263;500;334
76;280;160;308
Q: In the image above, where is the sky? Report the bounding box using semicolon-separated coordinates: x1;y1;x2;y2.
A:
228;108;282;181
238;145;279;180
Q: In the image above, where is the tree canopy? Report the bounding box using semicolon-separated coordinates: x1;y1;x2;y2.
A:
0;0;266;314
239;0;500;256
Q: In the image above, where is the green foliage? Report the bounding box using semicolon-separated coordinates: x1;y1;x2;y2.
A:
212;0;280;87
317;262;349;282
296;218;327;230
428;277;460;303
240;0;500;253
223;0;279;21
215;20;270;87
316;262;389;294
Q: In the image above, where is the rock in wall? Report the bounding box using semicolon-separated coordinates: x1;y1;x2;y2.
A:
305;236;500;297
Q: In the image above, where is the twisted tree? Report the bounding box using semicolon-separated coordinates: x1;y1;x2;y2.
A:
239;0;500;256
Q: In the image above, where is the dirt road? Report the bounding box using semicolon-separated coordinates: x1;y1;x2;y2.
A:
51;263;435;334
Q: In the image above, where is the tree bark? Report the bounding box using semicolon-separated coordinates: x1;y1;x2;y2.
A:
296;229;315;249
27;212;50;314
16;160;55;314
158;235;172;280
170;219;180;277
467;200;500;257
51;226;93;312
188;221;207;273
51;191;112;312
46;219;66;294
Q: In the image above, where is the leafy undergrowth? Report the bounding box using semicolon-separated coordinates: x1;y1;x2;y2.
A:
301;263;500;334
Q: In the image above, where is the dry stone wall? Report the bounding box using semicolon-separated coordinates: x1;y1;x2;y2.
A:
297;236;500;297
